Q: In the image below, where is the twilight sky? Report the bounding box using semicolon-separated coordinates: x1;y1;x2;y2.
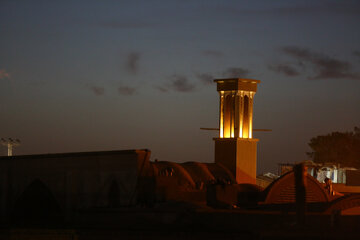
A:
1;0;359;173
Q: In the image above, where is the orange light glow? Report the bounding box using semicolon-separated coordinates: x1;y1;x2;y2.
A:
216;79;258;139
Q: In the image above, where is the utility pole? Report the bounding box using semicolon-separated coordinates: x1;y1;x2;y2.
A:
1;138;21;156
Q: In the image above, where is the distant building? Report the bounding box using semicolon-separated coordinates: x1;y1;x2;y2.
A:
278;161;358;184
256;172;279;189
278;163;295;176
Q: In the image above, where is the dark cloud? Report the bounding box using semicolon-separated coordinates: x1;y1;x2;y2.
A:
90;86;105;96
282;46;360;80
125;52;141;74
271;2;360;15
222;67;250;78
170;75;195;92
282;46;314;60
0;69;10;79
154;85;169;93
354;51;360;58
268;64;300;77
202;50;224;58
211;2;360;17
196;73;214;85
99;20;151;29
118;86;136;96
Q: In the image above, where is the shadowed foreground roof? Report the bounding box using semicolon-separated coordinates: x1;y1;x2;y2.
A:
325;194;360;214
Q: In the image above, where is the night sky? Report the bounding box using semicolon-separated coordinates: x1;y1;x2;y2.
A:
1;0;359;173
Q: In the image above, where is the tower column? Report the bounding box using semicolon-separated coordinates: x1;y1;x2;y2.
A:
239;91;244;138
219;91;224;138
249;92;255;139
234;92;240;138
242;92;250;138
231;91;235;138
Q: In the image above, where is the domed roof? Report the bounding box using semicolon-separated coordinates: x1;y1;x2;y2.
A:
206;163;236;183
181;162;215;183
152;161;195;188
263;170;330;204
151;161;236;188
325;194;360;214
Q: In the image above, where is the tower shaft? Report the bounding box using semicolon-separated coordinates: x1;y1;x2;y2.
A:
214;78;260;184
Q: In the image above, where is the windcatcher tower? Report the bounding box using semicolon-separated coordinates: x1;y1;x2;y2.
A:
214;78;260;184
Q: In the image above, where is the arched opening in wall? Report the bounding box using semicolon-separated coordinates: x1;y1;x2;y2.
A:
11;179;63;227
108;180;120;208
223;95;232;138
243;95;249;138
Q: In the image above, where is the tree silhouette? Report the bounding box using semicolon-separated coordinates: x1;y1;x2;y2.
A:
307;127;360;167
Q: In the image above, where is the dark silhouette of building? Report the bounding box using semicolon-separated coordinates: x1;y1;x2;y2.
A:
1;78;360;239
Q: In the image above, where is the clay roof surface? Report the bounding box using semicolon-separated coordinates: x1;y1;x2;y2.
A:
263;170;330;204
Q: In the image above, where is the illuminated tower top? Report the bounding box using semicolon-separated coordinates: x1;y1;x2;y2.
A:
214;78;260;139
1;138;21;156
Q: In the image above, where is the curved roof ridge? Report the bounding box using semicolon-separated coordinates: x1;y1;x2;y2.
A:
152;161;195;188
208;162;236;183
181;162;216;182
263;170;330;204
325;193;360;214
